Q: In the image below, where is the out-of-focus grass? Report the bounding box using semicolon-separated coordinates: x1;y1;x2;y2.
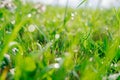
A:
0;0;120;80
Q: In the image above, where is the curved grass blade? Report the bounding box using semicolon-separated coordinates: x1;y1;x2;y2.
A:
0;19;29;62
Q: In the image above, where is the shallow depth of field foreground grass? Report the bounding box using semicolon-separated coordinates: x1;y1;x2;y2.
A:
0;0;120;80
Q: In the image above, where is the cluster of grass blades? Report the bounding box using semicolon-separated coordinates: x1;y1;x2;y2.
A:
0;0;120;80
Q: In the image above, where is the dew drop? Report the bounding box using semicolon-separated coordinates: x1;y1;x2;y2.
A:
55;34;60;39
27;13;32;18
89;57;93;62
11;20;15;24
28;24;36;32
55;57;62;62
111;63;113;67
10;68;15;75
71;13;75;17
53;63;60;69
4;54;10;61
12;47;18;53
114;64;118;67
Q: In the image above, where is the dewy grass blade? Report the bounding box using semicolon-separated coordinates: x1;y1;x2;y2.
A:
0;1;120;80
63;0;69;26
0;19;29;62
76;0;87;8
8;41;23;55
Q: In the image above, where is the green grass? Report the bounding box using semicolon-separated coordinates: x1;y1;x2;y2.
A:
0;1;120;80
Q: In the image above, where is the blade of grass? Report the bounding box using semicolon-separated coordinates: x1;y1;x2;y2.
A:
0;19;29;62
63;0;69;26
76;0;87;8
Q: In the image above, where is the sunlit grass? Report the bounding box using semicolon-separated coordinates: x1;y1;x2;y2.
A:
0;0;120;80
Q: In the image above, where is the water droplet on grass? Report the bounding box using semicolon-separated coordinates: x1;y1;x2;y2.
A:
114;64;118;67
71;13;75;17
4;54;10;61
12;47;18;53
6;31;11;34
28;24;36;32
71;17;74;20
53;63;60;69
27;13;32;18
36;42;42;50
73;49;78;53
11;20;15;24
111;63;113;67
64;52;70;57
55;57;62;63
105;27;109;31
89;57;93;62
55;34;60;39
10;68;15;75
71;12;75;20
9;42;17;47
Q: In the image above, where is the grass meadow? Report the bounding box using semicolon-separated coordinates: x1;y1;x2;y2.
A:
0;0;120;80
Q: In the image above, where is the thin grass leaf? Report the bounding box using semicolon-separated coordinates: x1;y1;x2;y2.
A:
76;0;87;8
